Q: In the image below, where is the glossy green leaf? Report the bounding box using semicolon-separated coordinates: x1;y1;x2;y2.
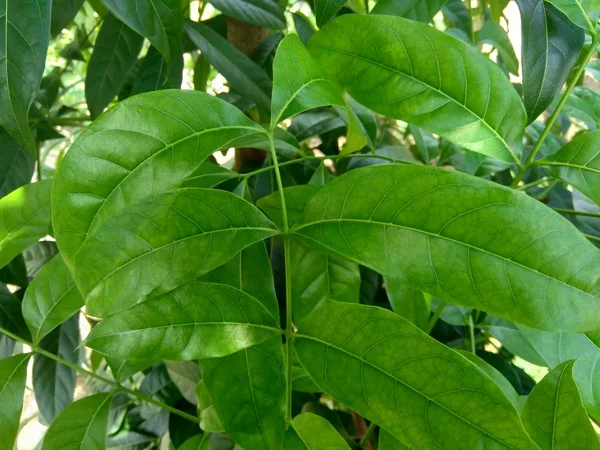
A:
0;353;30;450
271;34;345;129
292;165;600;332
41;392;113;450
207;0;285;29
0;130;35;198
86;282;282;361
33;314;80;424
371;0;450;23
545;0;600;32
309;15;526;163
384;277;430;330
0;282;31;341
185;20;272;109
0;0;51;152
282;412;350;449
477;21;519;76
0;179;52;269
85;14;144;118
314;0;345;28
165;361;201;405
50;0;86;36
518;0;584;123
22;254;83;343
295;302;537;449
379;428;409;449
522;361;600;449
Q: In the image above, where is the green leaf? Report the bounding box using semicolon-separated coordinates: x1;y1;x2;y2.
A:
309;15;526;163
480;317;546;366
196;380;225;432
193;54;211;92
522;361;600;449
477;21;519;76
314;0;346;28
207;0;285;29
50;0;86;36
291;165;600;332
288;110;345;142
0;179;52;269
541;131;600;206
294;302;537;448
308;163;330;185
130;44;184;95
0;130;35;198
518;0;585;123
270;33;345;128
545;0;600;32
257;184;322;229
106;357;153;382
563;87;600;128
185;20;272;109
86;282;282;361
384;277;430;330
179;434;209;450
33;314;80;424
0;353;30;450
371;0;450;23
0;0;51;152
292;13;315;45
379;428;409;449
282;412;350;449
41;392;113;450
165;361;201;405
442;0;472;38
0;282;31;341
22;254;83;343
85;14;144;118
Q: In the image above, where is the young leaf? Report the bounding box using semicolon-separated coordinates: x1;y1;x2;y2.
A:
50;0;86;36
41;392;113;450
371;0;450;23
85;282;282;361
0;179;52;269
206;0;285;29
271;34;345;128
282;412;350;449
85;14;144;118
0;353;30;450
185;20;272;109
314;0;346;28
540;131;600;207
295;303;537;449
522;361;600;449
518;0;584;123
0;283;31;341
0;130;35;198
309;15;526;163
291;165;600;332
33;314;80;424
0;0;51;152
545;0;600;32
22;254;83;343
477;21;519;76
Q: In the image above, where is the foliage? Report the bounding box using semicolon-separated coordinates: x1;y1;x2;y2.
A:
1;0;600;449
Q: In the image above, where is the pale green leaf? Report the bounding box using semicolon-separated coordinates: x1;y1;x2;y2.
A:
207;0;285;29
309;15;526;163
292;165;600;332
563;87;600;128
295;303;537;449
371;0;450;23
0;353;29;450
545;0;600;32
282;412;350;449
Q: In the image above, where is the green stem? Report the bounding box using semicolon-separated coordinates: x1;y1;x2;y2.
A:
0;326;199;424
515;178;550;191
534;179;559;200
466;0;475;43
468;315;476;354
267;133;289;231
553;208;600;218
359;422;377;447
584;233;600;244
425;301;445;334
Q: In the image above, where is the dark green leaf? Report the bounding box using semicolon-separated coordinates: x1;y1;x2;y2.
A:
0;179;52;269
292;13;315;45
0;282;30;341
288;110;345;142
85;14;144;118
314;0;345;28
0;353;30;450
0;0;51;152
207;0;285;29
22;240;57;279
33;314;80;424
522;361;600;449
179;434;209;450
477;21;519;76
309;15;526;163
517;0;584;123
545;0;600;32
295;303;536;448
442;0;472;38
0;130;35;198
379;429;409;449
371;0;450;23
50;0;86;36
41;393;113;450
181;162;237;189
130;45;184;95
282;412;350;449
193;54;211;93
292;165;600;332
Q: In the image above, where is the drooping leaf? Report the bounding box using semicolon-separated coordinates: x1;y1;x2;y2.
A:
518;0;584;123
86;282;282;361
314;0;346;28
165;361;201;405
0;353;30;450
50;0;86;36
282;412;350;449
271;33;345;128
0;130;35;198
0;282;31;341
207;0;285;29
309;15;526;163
522;361;600;449
371;0;450;23
0;0;51;152
291;165;600;332
41;393;113;450
295;302;537;449
545;0;600;32
22;254;83;343
477;20;519;76
85;14;144;118
185;20;272;109
541;131;600;206
33;314;80;424
0;179;52;269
